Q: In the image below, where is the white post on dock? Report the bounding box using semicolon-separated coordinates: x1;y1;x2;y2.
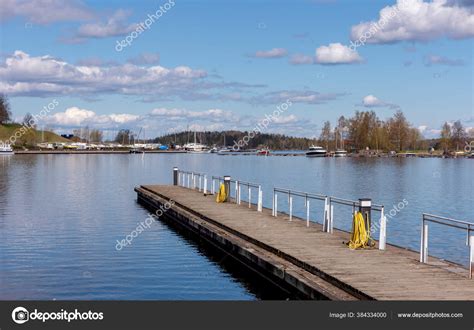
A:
203;176;207;195
420;223;429;263
257;187;263;212
236;181;240;205
199;176;202;192
187;173;190;188
289;196;293;221
470;236;474;279
248;186;251;208
273;193;278;217
330;204;334;233
379;207;387;250
306;200;310;227
211;179;215;195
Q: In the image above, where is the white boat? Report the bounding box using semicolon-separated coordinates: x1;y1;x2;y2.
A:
184;132;210;153
334;149;347;157
306;145;327;157
0;144;14;155
184;143;210;153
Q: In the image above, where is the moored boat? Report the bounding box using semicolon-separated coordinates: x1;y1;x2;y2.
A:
0;144;14;155
334;149;347;157
305;145;327;157
257;148;270;156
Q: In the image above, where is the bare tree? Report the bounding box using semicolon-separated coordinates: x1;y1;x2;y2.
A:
0;94;12;124
440;122;452;152
451;120;466;151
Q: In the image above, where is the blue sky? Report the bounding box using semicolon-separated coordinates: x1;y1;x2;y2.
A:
0;0;472;138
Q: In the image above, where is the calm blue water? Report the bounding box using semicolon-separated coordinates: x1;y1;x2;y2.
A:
0;154;472;299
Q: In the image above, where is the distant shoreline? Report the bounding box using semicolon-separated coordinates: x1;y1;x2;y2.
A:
8;150;472;158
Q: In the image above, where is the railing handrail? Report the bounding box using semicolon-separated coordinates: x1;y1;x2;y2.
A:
179;170;205;176
423;213;474;229
420;213;473;278
274;187;326;200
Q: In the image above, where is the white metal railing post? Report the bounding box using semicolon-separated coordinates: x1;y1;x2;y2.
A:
470;236;474;279
248;186;251;208
211;179;215;195
203;176;207;194
257;186;262;212
273;192;278;217
236;181;240;204
379;207;387;250
187;173;190;188
420;222;429;263
330;203;334;233
272;191;275;216
306;200;310;227
420;218;424;262
289;195;293;221
199;176;202;192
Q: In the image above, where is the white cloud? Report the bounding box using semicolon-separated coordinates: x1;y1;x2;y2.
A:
271;115;298;124
315;43;363;64
74;9;136;39
150;108;239;122
0;0;94;24
289;54;315;65
0;50;207;99
418;125;428;133
350;0;474;44
45;107;139;127
361;95;399;109
251;90;346;104
127;52;160;65
252;48;288;58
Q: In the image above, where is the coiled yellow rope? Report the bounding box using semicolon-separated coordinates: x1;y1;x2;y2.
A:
216;183;227;203
348;211;374;249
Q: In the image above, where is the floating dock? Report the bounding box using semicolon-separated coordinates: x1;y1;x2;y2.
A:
135;185;474;300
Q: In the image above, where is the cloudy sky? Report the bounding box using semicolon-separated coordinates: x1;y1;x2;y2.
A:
0;0;472;139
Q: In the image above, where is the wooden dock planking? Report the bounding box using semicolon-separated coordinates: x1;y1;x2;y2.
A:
136;185;474;300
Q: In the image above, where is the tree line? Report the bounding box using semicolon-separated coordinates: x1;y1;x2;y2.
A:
1;93;471;151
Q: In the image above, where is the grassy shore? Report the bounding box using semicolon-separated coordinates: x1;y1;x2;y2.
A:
0;124;68;146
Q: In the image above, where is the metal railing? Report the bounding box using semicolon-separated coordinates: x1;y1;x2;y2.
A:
272;188;326;228
211;176;262;211
421;213;474;278
177;170;207;193
272;188;387;250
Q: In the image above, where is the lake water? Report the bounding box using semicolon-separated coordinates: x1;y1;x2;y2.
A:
0;154;472;300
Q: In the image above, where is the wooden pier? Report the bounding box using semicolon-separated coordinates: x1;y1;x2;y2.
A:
135;185;474;300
